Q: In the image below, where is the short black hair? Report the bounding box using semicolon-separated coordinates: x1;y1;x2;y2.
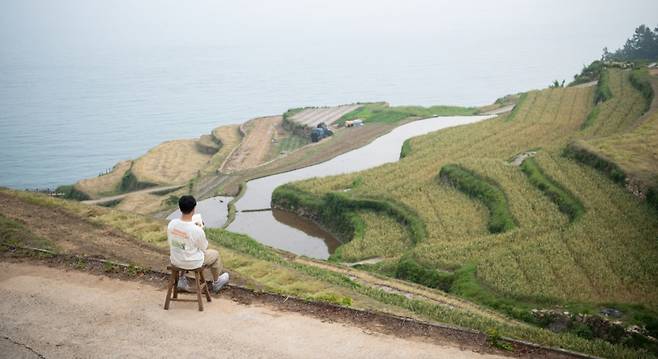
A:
178;195;196;214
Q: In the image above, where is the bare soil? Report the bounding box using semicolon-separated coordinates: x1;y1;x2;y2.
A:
0;261;551;359
222;116;282;173
0;191;168;271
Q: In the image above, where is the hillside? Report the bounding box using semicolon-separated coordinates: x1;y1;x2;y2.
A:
2;187;651;358
274;67;658;353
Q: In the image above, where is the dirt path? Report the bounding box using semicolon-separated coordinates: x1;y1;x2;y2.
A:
293;258;531;329
0;262;507;359
222;116;282;173
81;184;183;206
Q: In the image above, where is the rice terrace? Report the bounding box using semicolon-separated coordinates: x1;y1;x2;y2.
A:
2;3;658;358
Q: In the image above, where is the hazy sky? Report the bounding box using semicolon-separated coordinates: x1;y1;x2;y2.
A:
2;0;657;56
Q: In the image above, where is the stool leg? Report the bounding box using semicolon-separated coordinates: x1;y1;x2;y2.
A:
172;270;180;299
199;270;211;302
164;270;175;310
194;271;204;311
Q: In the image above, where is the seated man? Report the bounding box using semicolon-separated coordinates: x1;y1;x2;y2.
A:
167;195;229;293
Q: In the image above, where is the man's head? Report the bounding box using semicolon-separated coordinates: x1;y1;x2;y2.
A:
178;195;197;215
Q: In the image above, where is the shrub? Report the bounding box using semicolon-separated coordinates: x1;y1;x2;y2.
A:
395;256;454;291
563;143;626;184
438;164;516;233
118;169;156;193
400;139;412;159
55;184;90;201
594;68;613;104
520;157;585;222
629;68;654;114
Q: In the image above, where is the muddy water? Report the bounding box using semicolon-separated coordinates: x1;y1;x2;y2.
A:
225;115;492;259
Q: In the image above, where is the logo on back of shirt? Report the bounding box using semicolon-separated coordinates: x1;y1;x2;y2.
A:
170;227;189;250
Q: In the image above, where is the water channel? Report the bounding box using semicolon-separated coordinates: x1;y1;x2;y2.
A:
171;115;492;259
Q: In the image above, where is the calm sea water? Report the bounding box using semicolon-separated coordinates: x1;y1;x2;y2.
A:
1;0;657;189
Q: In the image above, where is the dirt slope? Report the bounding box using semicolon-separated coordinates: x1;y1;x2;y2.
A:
0;262;507;359
0;192;168;270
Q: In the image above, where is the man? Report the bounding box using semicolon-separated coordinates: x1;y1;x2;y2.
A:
168;195;229;293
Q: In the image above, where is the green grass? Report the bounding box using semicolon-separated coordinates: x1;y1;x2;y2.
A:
337;102;477;125
276;134;308;153
399;139;412;159
0;213;57;251
439;164;516;233
594;68;613;104
520;157;585;221
629;68;654;113
580;106;601;130
505;92;528;121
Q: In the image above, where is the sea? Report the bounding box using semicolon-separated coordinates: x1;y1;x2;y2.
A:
1;0;657;189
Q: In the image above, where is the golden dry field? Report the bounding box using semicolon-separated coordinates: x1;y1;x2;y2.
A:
73;160;131;198
131;139;212;185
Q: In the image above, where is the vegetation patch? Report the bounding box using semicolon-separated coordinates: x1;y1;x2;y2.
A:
594;68;613;104
629;68;655;114
563;142;627;184
55;184;90;201
504;92;527;121
337;102;477;125
118;168;157;193
520;157;585;221
438;164;516;233
395;255;454;291
0;213;56;251
272;185;426;248
580;106;601;130
399;139;412;159
569;60;604;86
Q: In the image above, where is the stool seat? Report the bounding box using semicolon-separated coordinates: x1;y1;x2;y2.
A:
164;264;212;311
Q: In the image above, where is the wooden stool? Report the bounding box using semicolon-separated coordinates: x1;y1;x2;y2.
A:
164;265;211;311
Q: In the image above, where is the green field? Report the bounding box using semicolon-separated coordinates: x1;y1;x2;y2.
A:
274;67;658;353
336;102;478;125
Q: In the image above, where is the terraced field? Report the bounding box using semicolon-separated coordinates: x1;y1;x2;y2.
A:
131;139;213;185
574;68;658;205
279;69;658;311
73;160;131;198
289;104;362;127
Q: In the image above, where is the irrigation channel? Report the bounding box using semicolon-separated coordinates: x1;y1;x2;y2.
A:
170;115;492;259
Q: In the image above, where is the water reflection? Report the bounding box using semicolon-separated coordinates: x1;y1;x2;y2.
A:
229;209;340;259
167;196;232;228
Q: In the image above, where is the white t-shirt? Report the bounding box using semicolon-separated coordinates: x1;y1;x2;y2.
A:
167;218;208;269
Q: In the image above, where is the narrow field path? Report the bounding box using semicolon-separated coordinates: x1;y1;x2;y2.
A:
81;184;183;206
0;262;507;359
293;257;531;329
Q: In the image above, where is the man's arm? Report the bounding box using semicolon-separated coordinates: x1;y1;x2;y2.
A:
196;228;209;252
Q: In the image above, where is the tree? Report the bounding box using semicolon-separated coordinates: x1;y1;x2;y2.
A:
606;24;658;61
